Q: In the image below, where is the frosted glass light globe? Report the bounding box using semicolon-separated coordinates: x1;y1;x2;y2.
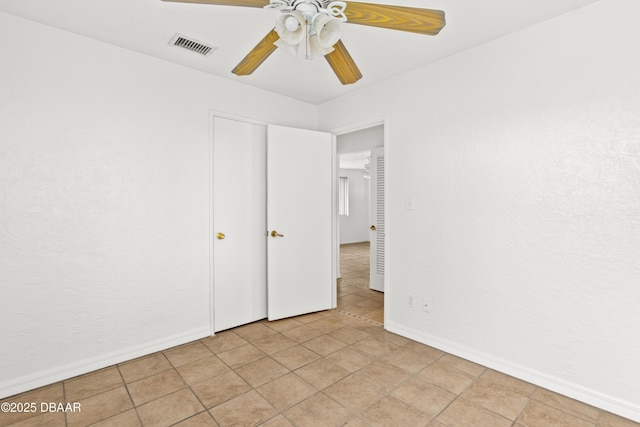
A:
285;15;299;31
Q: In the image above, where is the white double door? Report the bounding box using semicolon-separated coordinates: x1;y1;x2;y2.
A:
212;117;334;332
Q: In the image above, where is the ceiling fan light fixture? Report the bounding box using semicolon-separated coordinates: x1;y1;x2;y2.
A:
275;11;306;45
284;15;300;31
313;13;341;48
274;8;342;60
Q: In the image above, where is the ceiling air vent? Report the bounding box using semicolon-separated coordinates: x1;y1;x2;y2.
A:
169;34;216;57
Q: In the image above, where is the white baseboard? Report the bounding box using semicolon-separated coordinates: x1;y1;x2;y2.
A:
385;320;640;423
0;327;210;399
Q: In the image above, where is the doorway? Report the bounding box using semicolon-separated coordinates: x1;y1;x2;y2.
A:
335;123;385;321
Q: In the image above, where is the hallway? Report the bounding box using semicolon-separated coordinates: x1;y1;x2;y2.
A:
337;242;383;324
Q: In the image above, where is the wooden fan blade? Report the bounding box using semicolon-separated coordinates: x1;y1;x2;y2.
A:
344;2;445;35
325;40;362;85
161;0;268;8
232;30;280;76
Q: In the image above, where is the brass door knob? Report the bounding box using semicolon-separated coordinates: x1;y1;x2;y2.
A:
270;230;284;238
370;225;377;231
216;232;226;240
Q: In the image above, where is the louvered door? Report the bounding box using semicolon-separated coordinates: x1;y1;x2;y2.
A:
369;147;385;292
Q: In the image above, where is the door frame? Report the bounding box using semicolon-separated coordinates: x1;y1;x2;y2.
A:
209;111;338;335
331;116;389;326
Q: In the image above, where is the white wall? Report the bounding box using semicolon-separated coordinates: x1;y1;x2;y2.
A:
319;0;640;421
337;125;383;155
339;169;369;244
0;12;317;398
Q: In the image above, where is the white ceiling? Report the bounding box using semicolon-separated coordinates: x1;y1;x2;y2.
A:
0;0;601;104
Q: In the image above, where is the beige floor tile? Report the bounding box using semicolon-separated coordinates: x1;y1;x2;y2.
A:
136;388;204;426
302;335;348;356
598;412;640;427
176;355;230;385
210;390;277;426
191;371;251;409
352;360;410;392
361;396;432;427
381;346;437;374
283;393;353;427
364;292;384;303
259;415;294;426
280;324;326;343
217;344;267;369
164;342;213;367
173;411;218;426
64;366;123;401
307;315;353;334
391;376;456;418
66;386;133;427
461;377;530;420
437;398;512;427
5;411;65;427
200;331;248;354
262;318;304;333
436;354;486;378
532;388;600;423
478;369;536;397
340;304;378;317
517;400;595;427
365;308;384;323
256;373;317;411
418;362;475;395
127;369;186;406
350;336;398;358
118;353;172;383
252;334;298;355
0;384;64;426
326;347;376;372
342;417;370;427
324;375;387;413
338;294;370;306
294;358;351;389
354;299;383;310
90;409;141;427
272;345;321;370
235;357;290;388
402;341;445;360
234;322;279;342
293;311;330;324
328;325;371;344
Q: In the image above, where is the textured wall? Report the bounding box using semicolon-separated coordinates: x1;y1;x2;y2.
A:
319;0;640;421
0;12;316;397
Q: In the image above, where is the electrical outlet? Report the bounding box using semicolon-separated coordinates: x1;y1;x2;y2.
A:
422;298;432;313
408;294;416;308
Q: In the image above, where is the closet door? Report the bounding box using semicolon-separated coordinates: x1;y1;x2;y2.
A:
266;125;334;321
212;117;267;332
369;147;385;292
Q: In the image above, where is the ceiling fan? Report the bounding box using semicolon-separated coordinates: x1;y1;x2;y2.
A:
161;0;445;85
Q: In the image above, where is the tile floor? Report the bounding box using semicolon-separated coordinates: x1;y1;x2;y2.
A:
1;242;638;426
